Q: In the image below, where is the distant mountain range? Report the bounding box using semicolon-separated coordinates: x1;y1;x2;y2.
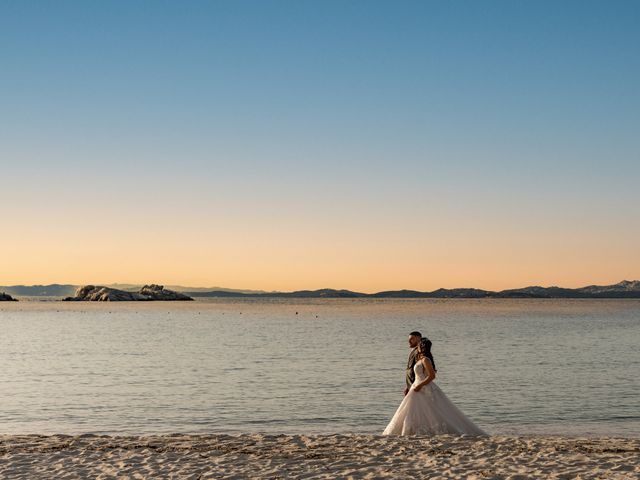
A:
0;284;78;297
2;280;640;299
184;280;640;298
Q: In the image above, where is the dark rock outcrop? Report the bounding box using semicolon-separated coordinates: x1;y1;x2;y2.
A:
0;292;18;301
63;284;193;301
138;284;193;300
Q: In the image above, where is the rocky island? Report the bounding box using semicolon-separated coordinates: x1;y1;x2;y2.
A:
0;292;18;301
63;284;193;301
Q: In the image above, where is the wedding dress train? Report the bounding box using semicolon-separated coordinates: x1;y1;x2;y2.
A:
382;360;487;436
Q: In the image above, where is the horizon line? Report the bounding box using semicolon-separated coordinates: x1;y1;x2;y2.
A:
1;278;638;295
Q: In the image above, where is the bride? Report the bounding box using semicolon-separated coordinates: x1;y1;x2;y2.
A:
382;337;487;436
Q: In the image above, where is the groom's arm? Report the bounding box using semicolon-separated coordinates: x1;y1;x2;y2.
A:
404;350;417;395
404;370;415;395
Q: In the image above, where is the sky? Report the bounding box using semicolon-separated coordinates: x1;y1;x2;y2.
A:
1;0;639;292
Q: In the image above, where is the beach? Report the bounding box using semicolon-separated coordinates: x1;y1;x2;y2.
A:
1;433;638;479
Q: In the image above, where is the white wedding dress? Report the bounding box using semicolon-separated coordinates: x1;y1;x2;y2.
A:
382;359;487;436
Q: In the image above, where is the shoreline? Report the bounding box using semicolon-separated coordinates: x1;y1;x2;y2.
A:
1;433;638;479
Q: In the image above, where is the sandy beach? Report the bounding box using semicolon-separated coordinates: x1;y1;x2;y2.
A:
0;433;637;479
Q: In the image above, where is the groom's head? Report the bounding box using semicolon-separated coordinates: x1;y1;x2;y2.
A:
408;331;422;348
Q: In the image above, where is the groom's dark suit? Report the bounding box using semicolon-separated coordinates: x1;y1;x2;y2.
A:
406;347;419;388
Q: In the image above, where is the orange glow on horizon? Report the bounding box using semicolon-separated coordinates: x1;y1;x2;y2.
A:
2;210;637;293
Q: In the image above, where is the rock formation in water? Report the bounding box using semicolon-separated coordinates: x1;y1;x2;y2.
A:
0;292;18;301
138;284;193;300
63;284;193;301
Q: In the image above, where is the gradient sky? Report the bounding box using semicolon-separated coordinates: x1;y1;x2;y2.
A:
1;1;639;292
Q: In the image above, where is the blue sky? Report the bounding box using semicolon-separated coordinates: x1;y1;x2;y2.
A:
1;1;639;290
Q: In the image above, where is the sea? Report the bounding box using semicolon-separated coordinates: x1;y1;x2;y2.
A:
1;298;638;437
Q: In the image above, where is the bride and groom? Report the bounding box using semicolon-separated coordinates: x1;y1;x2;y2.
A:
382;331;487;436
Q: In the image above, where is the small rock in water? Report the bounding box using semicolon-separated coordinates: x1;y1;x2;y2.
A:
0;292;18;301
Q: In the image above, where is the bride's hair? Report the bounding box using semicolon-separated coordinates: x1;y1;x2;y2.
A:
418;337;437;372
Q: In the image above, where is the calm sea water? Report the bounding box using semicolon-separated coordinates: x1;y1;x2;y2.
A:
0;298;638;436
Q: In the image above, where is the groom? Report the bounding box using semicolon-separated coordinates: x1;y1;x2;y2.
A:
404;331;422;396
